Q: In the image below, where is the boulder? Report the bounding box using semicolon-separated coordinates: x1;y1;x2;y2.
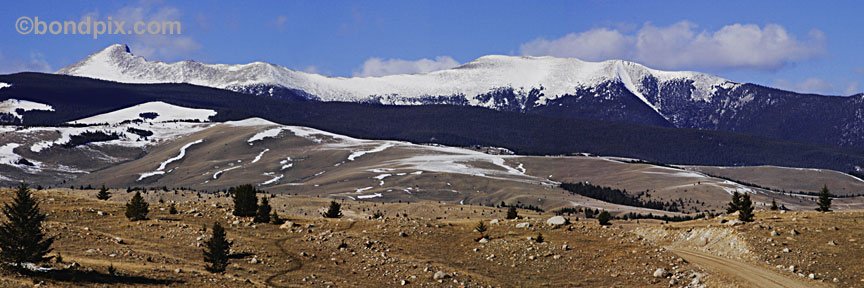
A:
546;216;567;226
433;271;449;280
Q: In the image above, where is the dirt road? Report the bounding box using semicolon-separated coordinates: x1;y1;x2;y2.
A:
669;248;826;288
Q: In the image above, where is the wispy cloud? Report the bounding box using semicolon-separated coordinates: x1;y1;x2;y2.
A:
772;78;860;95
354;56;460;77
86;0;201;60
520;21;826;71
0;51;53;74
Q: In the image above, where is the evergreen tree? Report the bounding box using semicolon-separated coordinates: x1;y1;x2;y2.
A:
203;222;231;273
597;210;612;226
505;206;518;220
770;199;779;211
168;203;178;215
125;192;149;221
0;183;54;268
738;193;754;222
474;221;488;233
816;185;833;212
535;233;544;243
322;201;342;218
96;185;111;200
253;197;272;223
727;191;742;214
231;184;258;217
271;211;285;225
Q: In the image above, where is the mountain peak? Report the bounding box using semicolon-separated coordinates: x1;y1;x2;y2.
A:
57;44;740;112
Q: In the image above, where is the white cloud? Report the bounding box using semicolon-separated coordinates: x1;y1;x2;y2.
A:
87;0;200;60
773;78;838;95
519;28;633;61
0;51;53;74
302;65;320;74
844;81;860;95
273;15;288;28
354;56;460;77
520;21;825;71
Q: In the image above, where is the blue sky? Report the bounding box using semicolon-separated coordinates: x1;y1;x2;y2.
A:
1;0;862;95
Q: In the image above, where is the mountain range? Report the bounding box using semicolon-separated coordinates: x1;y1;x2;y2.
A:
0;44;861;175
57;44;864;150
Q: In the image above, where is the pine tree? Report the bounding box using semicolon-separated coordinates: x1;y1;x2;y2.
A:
597;210;612;226
270;211;285;225
770;199;779;211
727;191;742;214
231;185;258;217
505;206;518;220
535;233;544;243
322;201;342;218
253;197;272;223
474;221;488;233
168;203;178;215
738;193;754;222
203;222;231;273
0;183;54;268
96;185;111;200
816;185;833;212
125;192;149;221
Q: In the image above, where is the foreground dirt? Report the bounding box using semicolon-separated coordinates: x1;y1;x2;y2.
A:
0;188;712;287
1;187;860;287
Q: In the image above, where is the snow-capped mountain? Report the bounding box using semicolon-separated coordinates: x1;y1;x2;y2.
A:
45;44;864;151
58;44;738;120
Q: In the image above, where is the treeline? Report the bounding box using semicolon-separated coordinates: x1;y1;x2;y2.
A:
61;131;121;148
559;182;681;212
701;172;864;198
618;212;707;222
498;201;544;213
625;159;682;170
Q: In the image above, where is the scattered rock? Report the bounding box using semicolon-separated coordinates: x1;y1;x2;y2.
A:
489;219;499;225
546;216;567;226
279;222;296;229
433;271;449;280
770;230;780;237
725;220;743;226
515;222;531;228
828;240;837;246
478;238;489;244
790;229;800;236
653;268;669;278
399;231;408;237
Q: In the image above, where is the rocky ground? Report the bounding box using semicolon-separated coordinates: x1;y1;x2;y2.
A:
0;187;858;287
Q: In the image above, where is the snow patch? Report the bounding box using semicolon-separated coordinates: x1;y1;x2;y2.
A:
357;193;383;199
70;101;216;125
260;174;284;186
347;142;395;161
0;99;54;120
138;139;204;181
248;128;285;143
251;149;269;164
